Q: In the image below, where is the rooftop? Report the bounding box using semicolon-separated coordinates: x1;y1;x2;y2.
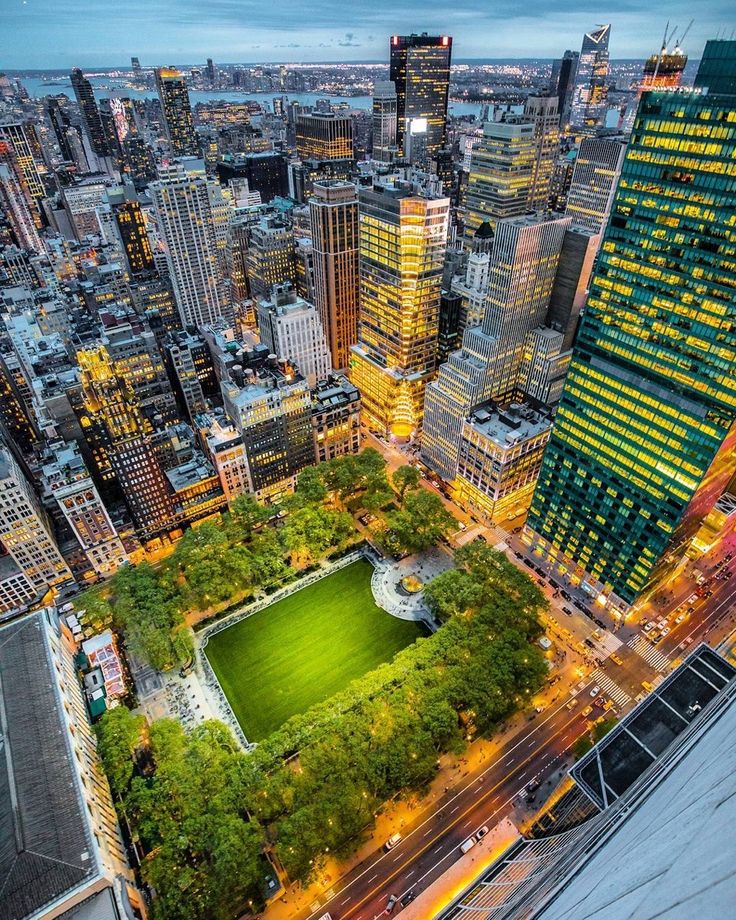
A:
465;401;553;449
0;611;99;918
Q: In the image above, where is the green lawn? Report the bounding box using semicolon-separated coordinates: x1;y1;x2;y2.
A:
204;559;427;741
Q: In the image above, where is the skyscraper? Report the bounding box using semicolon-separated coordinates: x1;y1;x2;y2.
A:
111;197;154;276
622;39;688;135
463;118;537;243
256;283;332;388
372;81;398;162
70;68;109;160
76;345;176;539
310;179;360;370
0;163;42;253
524;95;561;210
0;444;73;608
551;50;579;128
155;67;199;157
525;45;736;610
150;165;231;328
569;25;611;134
0;123;46;223
390;34;452;159
349;181;449;439
564;138;626;233
421;213;570;515
42;441;128;577
295;112;353;161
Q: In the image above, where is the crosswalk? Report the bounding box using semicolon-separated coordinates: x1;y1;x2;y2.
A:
589;669;631;708
627;634;671;672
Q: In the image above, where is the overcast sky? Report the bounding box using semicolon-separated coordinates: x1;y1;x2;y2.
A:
4;0;731;69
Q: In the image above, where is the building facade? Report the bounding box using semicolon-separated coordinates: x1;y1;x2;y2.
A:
569;24;611;134
155;67;200;157
310;179;360;370
350;181;449;440
390;33;452;159
525;60;736;609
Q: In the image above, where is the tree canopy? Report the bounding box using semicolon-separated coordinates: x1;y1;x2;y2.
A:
384;488;455;554
98;549;549;919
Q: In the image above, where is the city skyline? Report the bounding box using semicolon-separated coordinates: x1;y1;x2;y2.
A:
4;1;732;69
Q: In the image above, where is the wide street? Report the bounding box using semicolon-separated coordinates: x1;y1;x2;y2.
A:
256;434;736;920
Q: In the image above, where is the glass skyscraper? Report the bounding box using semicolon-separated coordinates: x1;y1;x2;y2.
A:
389;34;452;160
569;24;610;134
525;42;736;610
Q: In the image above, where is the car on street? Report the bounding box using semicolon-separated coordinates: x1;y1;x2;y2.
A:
566;698;579;710
661;626;671;637
476;825;490;839
400;891;416;907
643;621;655;632
590;685;601;697
385;893;399;913
582;705;593;717
562;605;573;615
460;836;477;854
384;833;402;851
610;653;623;665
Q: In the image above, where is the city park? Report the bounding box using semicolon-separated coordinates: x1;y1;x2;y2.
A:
84;448;550;919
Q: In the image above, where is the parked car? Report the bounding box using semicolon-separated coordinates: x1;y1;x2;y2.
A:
384;833;402;851
460;836;477;854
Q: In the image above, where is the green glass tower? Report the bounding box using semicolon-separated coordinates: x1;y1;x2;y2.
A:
525;41;736;610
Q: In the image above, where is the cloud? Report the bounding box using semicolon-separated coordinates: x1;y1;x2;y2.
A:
2;0;731;67
338;32;360;47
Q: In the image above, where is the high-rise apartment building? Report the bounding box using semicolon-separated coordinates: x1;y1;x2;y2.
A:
0;444;73;609
70;68;110;160
150;165;231;328
155;67;199;157
42;441;128;577
464;118;537;242
525;47;736;610
551;50;579;127
565;137;626;233
256;283;331;387
390;34;452;159
310;179;360;370
311;374;361;462
372;81;398;162
295;112;353;161
524;95;561;210
569;24;611;134
350;181;449;439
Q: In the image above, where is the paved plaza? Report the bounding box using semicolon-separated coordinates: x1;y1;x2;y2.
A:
371;546;455;626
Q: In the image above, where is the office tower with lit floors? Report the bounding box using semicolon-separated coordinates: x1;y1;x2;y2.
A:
0;444;73;614
524;95;561;210
295;112;353;161
310;179;360;369
463;118;537;243
565;138;626;233
390;34;452;159
525;41;736;612
155;67;200;157
569;24;611;134
350;180;449;440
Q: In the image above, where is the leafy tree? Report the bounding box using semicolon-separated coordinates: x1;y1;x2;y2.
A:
77;585;113;632
229;493;271;533
282;506;354;565
392;464;421;503
290;465;328;507
384;488;455;553
424;569;484;622
95;707;145;799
